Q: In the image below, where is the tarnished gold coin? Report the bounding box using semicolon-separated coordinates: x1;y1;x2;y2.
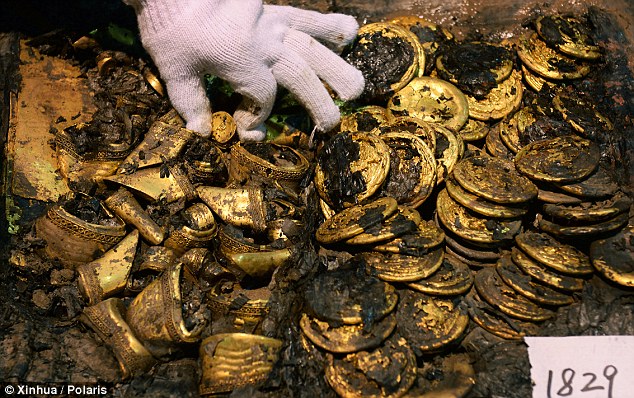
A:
517;33;591;80
535;182;584;205
386;77;469;132
590;224;634;287
316;197;398;244
511;247;584;291
325;336;417;398
378;116;437;152
466;290;541;340
459;119;490;142
515;135;600;183
315;132;391;210
396;290;470;354
499;107;539;154
466;70;523;121
552;92;613;139
373;219;445;256
304;265;399;325
362;247;444;282
453;156;538;204
541;192;631;224
556;166;619;199
521;64;556;92
446;175;529;219
378;131;437;208
340;106;389;133
515;230;593;275
346;205;421;245
437;190;523;245
485;122;514;160
496;255;574;306
407;353;476;398
433;124;463;184
535;15;601;60
407;256;474;296
538;212;629;239
444;232;502;263
299;312;397;354
474;267;555;322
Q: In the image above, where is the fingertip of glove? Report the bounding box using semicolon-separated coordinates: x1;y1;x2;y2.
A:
238;126;267;142
338;69;365;101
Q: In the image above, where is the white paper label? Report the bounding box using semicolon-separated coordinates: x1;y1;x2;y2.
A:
526;336;634;398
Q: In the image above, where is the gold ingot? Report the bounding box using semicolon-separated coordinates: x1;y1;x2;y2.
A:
226;248;292;279
517;33;591;80
199;333;282;395
210;111;237;146
77;230;140;306
466;70;523;121
118;121;195;171
35;201;126;267
143;68;165;96
445;175;529;219
105;163;196;203
159;108;185;126
197;186;267;232
346;206;422;245
340;106;388;133
207;284;271;332
511;247;584;291
80;298;157;379
535;15;601;60
229;142;310;185
407;256;474;296
180;248;212;277
138;246;178;273
104;187;165;245
126;263;206;357
164;203;218;256
387;76;469;132
590;225;634;288
362;247;444;282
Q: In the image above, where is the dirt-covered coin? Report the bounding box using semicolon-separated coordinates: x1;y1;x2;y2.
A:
515;230;593;275
517;33;592;80
446;175;529;219
372;219;445;256
407;256;474;296
535;15;601;60
346;205;421;245
362;247;444;282
511;247;584;291
590;224;634;287
466;70;524;121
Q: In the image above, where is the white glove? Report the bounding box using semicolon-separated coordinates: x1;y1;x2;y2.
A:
123;0;365;141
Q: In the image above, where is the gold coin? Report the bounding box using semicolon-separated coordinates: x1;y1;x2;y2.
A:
315;132;391;209
521;64;556;92
445;245;498;268
517;33;591;80
386;76;470;132
444;231;502;263
485;122;514;159
515;230;593;275
499;107;537;154
373;219;445;256
407;256;474;296
340;106;388;133
535;15;601;60
346;205;421;245
316;197;398;244
511;247;584;291
515;135;600;183
541;191;631;224
496;255;574;306
407;353;476;398
433;123;463;184
378;131;437;208
362;247;444;282
466;70;523;121
453;156;538;204
474;267;555;322
590;224;634;287
538;212;629;239
325;336;417;398
437;190;523;245
299;312;397;354
535;182;584;205
459;119;490;142
378;116;437;153
396;289;470;354
552;92;613;139
446;175;529;219
555;166;619;199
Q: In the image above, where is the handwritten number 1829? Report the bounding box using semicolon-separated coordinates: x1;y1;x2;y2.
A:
546;365;618;398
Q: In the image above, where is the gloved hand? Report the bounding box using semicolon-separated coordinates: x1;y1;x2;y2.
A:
123;0;365;141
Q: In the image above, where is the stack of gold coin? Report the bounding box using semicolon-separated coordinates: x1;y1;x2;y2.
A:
590;224;634;288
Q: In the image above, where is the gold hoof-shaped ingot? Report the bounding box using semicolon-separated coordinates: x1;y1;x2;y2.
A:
81;298;157;379
196;186;267;233
126;263;206;357
164;203;218;256
227;249;291;279
229;142;310;187
118;121;195;172
77;230;140;306
180;248;212;277
105;187;165;245
105;163;196;204
199;333;283;396
35;201;126;267
138;246;178;273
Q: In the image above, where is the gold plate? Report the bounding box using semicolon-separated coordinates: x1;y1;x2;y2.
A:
535;15;601;60
485;122;514;159
517;33;592;80
386;76;469;132
315;132;391;210
362;247;444;282
515;230;593;275
340;106;389;133
555;166;619;199
459;119;490;142
378;131;437;208
346;205;421;245
511;247;584;291
474;267;555;322
541;191;631;224
316;197;399;244
515;135;600;183
552;92;613;139
325;336;417;398
437;190;523;245
466;70;523;121
496;255;574;306
433;124;463;184
453;156;538;204
407;257;474;296
299;312;397;354
590;225;634;287
538;212;629;239
446;175;529;219
373;219;446;256
396;290;470;354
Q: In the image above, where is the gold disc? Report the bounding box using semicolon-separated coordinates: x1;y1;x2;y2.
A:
535;15;601;60
517;33;591;80
590;225;634;287
538;212;629;239
459;118;490;142
446;175;529;219
541;192;631;224
373;219;446;256
407;257;474;296
362;247;444;282
515;230;593;275
466;70;524;121
346;205;421;245
511;247;584;291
